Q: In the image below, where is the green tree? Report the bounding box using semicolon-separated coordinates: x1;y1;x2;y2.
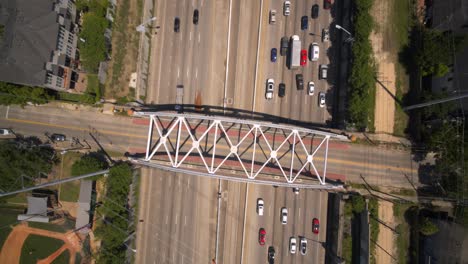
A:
419;217;439;236
0;138;57;192
352;195;366;213
433;63;450;77
71;153;108;176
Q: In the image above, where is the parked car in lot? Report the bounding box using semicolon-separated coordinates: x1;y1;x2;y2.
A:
278;83;286;97
319;92;326;108
324;0;332;9
0;128;11;135
280;37;289;56
257;198;264;216
281;207;288;224
269;9;276;24
174;17;180;32
193;9;199;24
266;79;274;99
300;237;308;255
320;64;328;79
271;48;277;62
311;4;319;18
259;228;266;245
308;81;315;96
51;133;66;142
313;218;320;234
300;49;307;66
311;43;319;61
284;1;291;16
296;74;304;90
268;246;275;264
301;16;308;30
322;28;330;42
290;237;297;254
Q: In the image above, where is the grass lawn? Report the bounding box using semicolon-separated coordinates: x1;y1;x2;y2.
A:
20;234;64;264
4;192;28;204
57;152;83;202
0;208;26;249
27;219;73;234
51;249;70;264
394;203;413;263
392;0;412;136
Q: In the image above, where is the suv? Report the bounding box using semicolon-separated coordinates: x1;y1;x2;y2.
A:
311;43;319;61
174;17;180;32
278;83;286;97
0;128;11;135
283;1;291;16
322;28;330;42
257;198;264;216
281;207;288;224
269;9;276;24
296;74;304;90
266;79;274;99
311;4;319;18
193;9;199;24
268;246;275;264
51;133;66;142
301;16;308;30
300;237;307;255
320;64;328;79
280;37;289;56
271;48;277;62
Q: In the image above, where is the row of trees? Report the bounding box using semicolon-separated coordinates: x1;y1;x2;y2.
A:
0;82;54;106
348;0;376;131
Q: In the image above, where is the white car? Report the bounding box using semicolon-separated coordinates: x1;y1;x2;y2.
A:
269;9;276;24
307;82;315;96
311;43;319;61
0;129;11;135
281;207;288;224
283;1;291;16
257;198;264;216
300;237;307;255
293;187;300;194
266;79;274;99
319;92;326;108
322;28;330;42
290;237;297;254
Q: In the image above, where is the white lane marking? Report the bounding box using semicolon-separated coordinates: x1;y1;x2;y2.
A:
180;33;182;41
166;215;169;224
201;0;204;7
298;207;301;218
184;215;187;226
195;68;198;79
187;178;190;189
187;69;189;77
252;0;264;112
178;177;181;186
222;0;234;109
177;68;180;78
190;31;192;41
175;214;178;225
198;33;201;43
6;106;9;119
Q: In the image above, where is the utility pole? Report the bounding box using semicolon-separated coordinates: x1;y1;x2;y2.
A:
403;93;468;111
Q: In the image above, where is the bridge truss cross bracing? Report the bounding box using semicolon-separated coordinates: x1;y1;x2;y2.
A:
135;112;348;189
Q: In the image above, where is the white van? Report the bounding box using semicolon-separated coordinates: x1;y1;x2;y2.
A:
311;43;319;61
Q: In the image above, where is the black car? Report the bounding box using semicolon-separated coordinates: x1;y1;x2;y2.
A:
280;37;289;56
193;9;199;24
311;4;319;18
51;133;66;142
278;83;285;97
296;74;304;90
174;17;180;32
268;246;275;264
301;16;308;30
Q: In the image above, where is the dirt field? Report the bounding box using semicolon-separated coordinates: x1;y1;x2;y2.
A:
375;200;396;264
0;223;81;264
370;0;397;134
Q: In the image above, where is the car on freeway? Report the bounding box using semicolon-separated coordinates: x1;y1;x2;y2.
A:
284;1;291;16
278;83;286;97
266;79;274;99
320;64;328;79
270;9;276;24
293;187;299;194
280;37;289;56
51;133;66;142
311;4;319;18
271;48;277;62
300;237;308;255
257;198;264;216
319;92;326;108
324;0;332;10
308;81;315;96
313;218;320;234
281;207;288;224
300;49;307;66
296;74;304;90
174;17;180;32
268;246;275;263
259;228;266;245
290;237;297;254
0;128;11;135
311;42;319;61
322;28;330;42
193;9;199;24
301;16;308;30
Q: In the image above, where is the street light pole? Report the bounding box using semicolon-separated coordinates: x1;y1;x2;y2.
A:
335;24;354;43
136;17;156;32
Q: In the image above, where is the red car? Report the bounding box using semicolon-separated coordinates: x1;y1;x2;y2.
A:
312;218;320;234
300;49;307;66
259;228;266;245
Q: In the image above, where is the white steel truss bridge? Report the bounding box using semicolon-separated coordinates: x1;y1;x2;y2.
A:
133;112;349;190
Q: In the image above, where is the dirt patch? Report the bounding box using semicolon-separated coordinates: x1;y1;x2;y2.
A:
376;200;396;264
0;223;80;264
60;202;78;218
370;0;397;134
